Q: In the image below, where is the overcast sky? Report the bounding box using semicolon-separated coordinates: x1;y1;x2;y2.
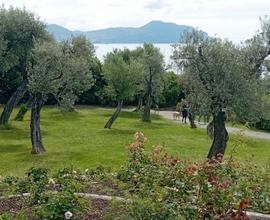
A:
1;0;270;43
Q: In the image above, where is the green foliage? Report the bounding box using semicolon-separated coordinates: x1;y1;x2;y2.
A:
0;213;12;220
139;43;165;103
0;6;48;72
78;58;106;105
35;191;85;220
159;71;182;107
172;30;262;121
103;49;143;102
255;118;270;131
28;36;94;111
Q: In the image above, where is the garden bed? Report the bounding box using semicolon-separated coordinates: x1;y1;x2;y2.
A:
1;132;270;219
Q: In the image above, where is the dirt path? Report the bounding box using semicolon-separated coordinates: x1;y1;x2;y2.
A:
158;110;270;140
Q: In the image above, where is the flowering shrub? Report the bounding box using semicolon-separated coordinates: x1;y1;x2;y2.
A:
117;132;270;219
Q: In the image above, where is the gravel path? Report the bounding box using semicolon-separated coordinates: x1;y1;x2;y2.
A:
158;110;270;140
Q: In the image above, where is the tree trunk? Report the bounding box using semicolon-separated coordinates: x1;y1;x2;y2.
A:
207;112;229;159
142;72;152;122
0;80;27;126
207;121;214;139
188;112;197;128
14;96;34;121
31;96;46;154
134;95;143;112
142;93;151;122
104;100;123;129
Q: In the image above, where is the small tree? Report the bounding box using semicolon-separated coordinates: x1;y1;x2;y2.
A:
103;49;142;129
0;6;48;125
172;30;262;158
139;44;165;122
28;37;94;154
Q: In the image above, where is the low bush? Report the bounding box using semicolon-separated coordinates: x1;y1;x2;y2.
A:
117;132;270;219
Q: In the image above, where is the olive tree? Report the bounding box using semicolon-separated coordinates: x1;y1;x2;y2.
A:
0;6;48;125
28;36;94;154
103;49;142;129
139;44;165;122
172;30;262;158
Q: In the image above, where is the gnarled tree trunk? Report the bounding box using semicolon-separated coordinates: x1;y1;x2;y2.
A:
142;93;152;122
104;100;123;129
134;95;144;112
14;96;34;121
31;96;45;154
142;73;152;122
0;80;27;126
207;111;228;158
188;112;197;128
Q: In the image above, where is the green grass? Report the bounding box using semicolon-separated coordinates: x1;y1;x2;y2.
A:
0;106;270;176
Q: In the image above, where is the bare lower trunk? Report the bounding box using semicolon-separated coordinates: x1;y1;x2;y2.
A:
134;95;143;112
142;72;152;122
31;97;45;154
142;93;151;122
207;112;228;158
0;80;27;126
188;112;197;128
14;96;34;121
207;121;214;139
104;100;123;129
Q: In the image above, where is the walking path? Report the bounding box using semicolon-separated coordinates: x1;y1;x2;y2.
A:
158;110;270;140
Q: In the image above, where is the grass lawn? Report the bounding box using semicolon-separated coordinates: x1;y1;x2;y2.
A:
0;106;270;176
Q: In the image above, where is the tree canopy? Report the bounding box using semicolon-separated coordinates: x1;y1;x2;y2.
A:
172;30;262;158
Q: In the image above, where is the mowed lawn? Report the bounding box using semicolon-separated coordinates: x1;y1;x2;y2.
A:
0;106;270;176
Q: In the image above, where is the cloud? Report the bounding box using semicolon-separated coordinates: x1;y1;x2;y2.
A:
144;0;169;10
1;0;270;42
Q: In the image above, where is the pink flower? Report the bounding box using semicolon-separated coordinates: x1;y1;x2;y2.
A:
186;164;199;176
220;180;230;189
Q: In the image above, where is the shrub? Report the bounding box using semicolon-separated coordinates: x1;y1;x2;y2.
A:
254;118;270;131
117;132;270;219
34;191;86;220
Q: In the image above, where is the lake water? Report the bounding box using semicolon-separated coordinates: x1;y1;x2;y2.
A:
94;43;175;67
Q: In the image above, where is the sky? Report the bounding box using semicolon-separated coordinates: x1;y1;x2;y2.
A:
1;0;270;43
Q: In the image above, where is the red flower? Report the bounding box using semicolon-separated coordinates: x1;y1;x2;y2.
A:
208;175;218;185
239;199;250;210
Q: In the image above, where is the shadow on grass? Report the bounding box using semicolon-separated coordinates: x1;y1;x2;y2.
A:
43;110;85;121
99;111;141;119
0;125;29;139
0;144;26;153
99;128;137;136
119;111;141;119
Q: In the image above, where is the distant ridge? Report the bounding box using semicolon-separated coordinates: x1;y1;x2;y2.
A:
46;20;208;43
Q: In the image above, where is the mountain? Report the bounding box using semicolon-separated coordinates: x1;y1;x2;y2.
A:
46;20;207;43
